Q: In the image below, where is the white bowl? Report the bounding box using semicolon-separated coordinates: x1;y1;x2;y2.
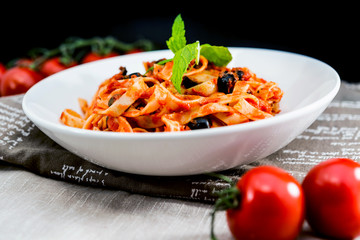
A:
22;48;340;176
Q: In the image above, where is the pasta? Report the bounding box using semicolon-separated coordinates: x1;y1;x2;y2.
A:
60;56;283;132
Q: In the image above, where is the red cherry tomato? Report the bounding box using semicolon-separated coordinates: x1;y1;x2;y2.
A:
39;57;77;77
0;62;7;76
0;63;6;96
226;166;305;240
125;48;143;54
81;52;119;64
0;66;44;96
302;158;360;239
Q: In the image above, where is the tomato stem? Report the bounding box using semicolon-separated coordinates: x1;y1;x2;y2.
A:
206;173;240;240
206;172;234;184
210;186;240;239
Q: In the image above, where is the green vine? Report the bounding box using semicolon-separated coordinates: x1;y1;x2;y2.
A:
24;36;154;70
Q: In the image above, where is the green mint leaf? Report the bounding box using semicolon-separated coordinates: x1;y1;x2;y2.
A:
200;44;232;66
171;41;200;93
166;14;186;54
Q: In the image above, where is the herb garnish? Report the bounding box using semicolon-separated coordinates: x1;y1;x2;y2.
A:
161;14;233;93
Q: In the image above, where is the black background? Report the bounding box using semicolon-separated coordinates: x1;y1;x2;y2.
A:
1;3;356;82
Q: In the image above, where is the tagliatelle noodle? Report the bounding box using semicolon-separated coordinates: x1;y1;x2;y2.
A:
60;109;84;128
60;55;283;132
